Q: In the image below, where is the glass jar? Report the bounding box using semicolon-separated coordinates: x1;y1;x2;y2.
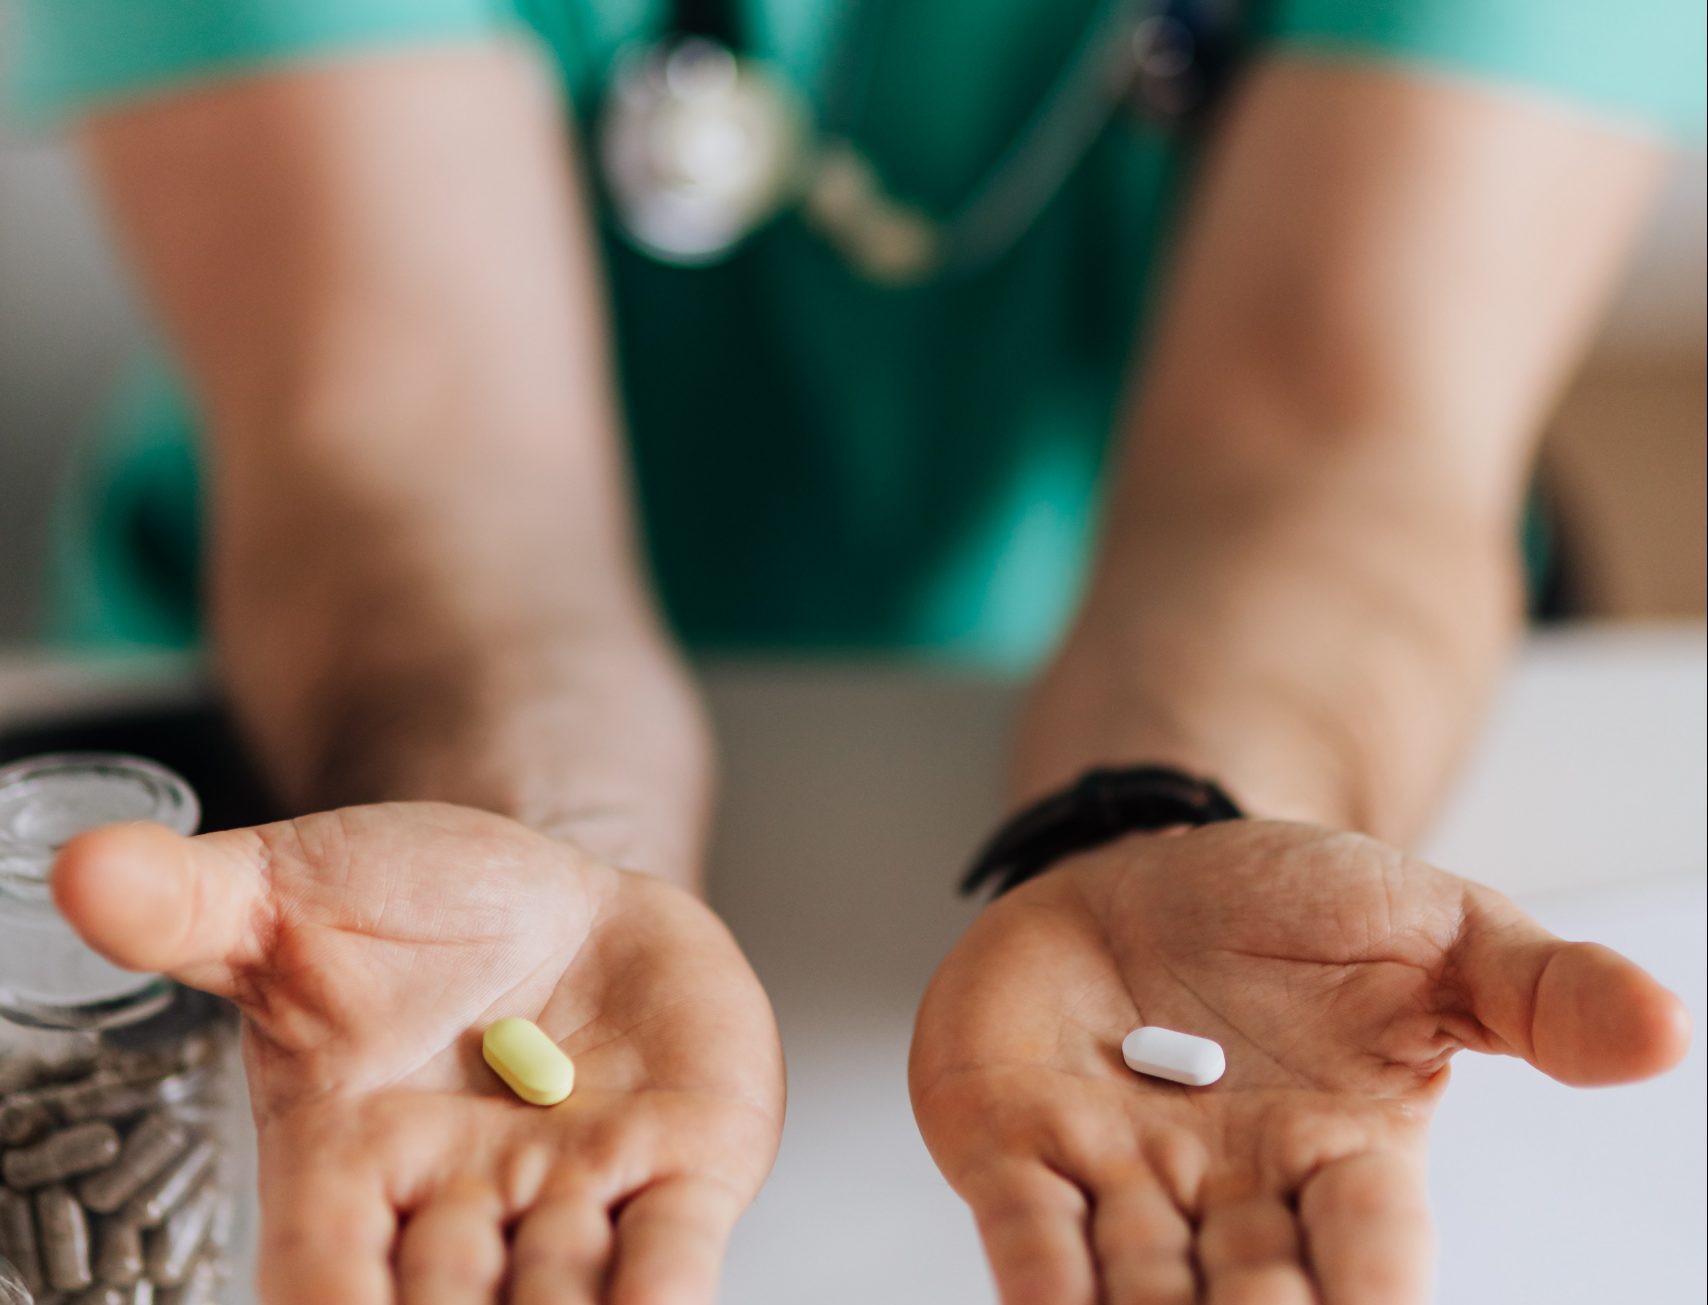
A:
0;755;245;1305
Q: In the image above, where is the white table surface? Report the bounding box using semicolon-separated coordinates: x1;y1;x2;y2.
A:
1;625;1703;1304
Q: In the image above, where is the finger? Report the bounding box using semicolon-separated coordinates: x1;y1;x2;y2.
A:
963;1163;1097;1305
1299;1151;1432;1305
395;1186;509;1305
258;1167;397;1305
606;1175;744;1305
1204;1264;1317;1305
507;1190;613;1305
1453;885;1692;1085
1198;1194;1313;1305
1091;1178;1195;1305
51;821;272;996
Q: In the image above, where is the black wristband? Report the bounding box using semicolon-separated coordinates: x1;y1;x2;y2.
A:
960;765;1245;899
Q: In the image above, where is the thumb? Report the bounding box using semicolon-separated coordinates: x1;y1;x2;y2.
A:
1451;884;1692;1086
51;821;272;998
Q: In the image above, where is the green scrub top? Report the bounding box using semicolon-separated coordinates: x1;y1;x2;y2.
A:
10;0;1706;667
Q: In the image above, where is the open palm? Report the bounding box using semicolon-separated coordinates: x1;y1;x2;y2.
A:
53;802;784;1305
911;822;1689;1305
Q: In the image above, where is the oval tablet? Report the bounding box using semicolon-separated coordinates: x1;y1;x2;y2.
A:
482;1018;576;1106
1121;1026;1225;1087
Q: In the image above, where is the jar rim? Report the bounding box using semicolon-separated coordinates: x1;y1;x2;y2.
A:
0;752;201;895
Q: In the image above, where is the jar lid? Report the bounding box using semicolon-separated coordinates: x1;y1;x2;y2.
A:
0;753;200;897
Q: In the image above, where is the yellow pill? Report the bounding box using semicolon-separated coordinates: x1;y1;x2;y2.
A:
482;1018;575;1106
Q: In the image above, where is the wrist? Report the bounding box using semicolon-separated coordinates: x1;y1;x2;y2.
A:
1012;629;1369;834
225;618;713;887
963;765;1244;899
342;665;712;887
1016;435;1524;845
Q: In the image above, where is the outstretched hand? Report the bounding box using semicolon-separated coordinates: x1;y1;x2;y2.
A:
54;802;784;1305
911;822;1690;1304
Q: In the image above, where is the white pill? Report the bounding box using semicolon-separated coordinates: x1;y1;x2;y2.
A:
1121;1026;1225;1087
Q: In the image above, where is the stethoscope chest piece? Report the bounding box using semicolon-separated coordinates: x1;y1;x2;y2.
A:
595;2;1233;281
598;37;811;265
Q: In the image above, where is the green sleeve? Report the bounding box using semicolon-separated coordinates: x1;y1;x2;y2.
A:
8;0;520;125
1257;0;1706;143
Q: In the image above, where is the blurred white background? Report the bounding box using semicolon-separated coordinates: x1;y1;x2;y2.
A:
0;67;1703;643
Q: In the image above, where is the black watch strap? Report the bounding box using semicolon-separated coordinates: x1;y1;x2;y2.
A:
960;765;1244;899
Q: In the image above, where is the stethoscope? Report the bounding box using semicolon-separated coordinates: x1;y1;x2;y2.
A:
596;0;1236;284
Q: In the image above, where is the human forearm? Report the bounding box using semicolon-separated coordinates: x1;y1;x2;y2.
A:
1015;60;1661;843
1016;435;1519;842
211;441;710;884
80;46;710;883
929;66;1680;1305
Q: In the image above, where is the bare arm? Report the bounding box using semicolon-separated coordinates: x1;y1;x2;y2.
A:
914;62;1686;1305
79;43;708;884
1018;58;1665;839
70;49;785;1304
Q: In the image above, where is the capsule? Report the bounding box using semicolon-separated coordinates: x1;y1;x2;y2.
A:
56;1070;207;1126
78;1114;192;1214
0;1097;53;1148
158;1257;218;1305
1120;1027;1226;1088
69;1287;134;1305
0;1189;42;1294
75;1286;155;1305
146;1185;218;1286
103;1043;203;1084
1;1056;94;1095
3;1123;123;1190
93;1216;145;1285
206;1191;237;1251
0;1059;40;1095
482;1019;575;1106
66;1284;156;1305
126;1141;216;1227
34;1185;93;1291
